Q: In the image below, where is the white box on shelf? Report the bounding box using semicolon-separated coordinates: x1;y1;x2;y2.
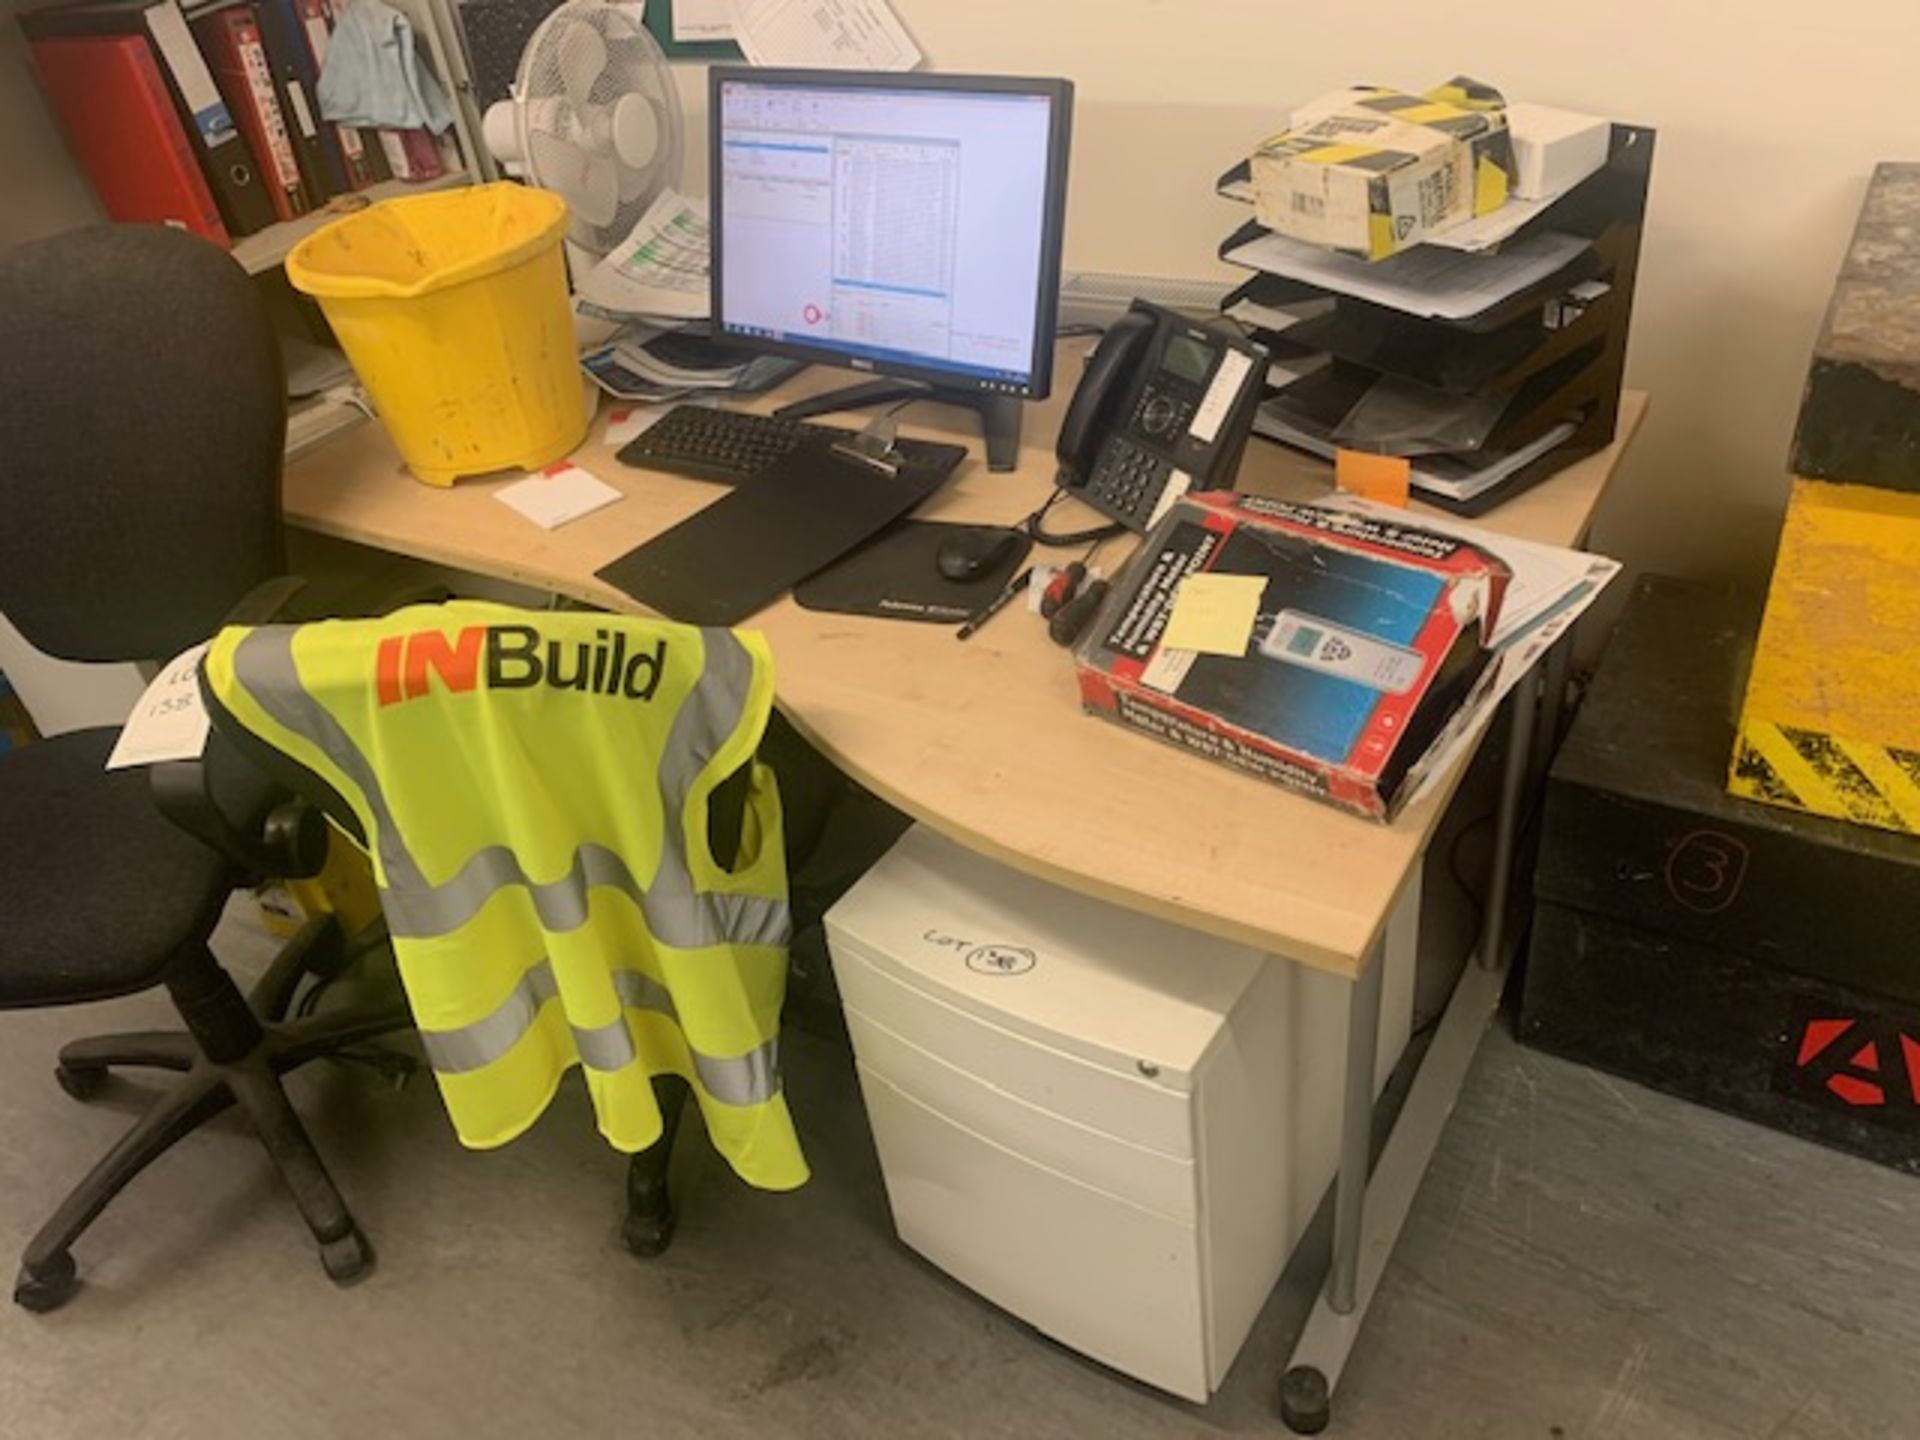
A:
1504;102;1611;201
824;825;1416;1402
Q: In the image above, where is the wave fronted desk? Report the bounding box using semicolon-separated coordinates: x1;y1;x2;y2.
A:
281;344;1646;980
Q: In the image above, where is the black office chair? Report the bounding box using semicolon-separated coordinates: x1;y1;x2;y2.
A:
0;225;409;1312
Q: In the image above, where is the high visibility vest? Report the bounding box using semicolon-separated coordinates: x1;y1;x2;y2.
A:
203;601;807;1191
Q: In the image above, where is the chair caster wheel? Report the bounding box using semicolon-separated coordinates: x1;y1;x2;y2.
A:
1281;1365;1331;1434
55;1063;107;1102
14;1252;79;1314
622;1203;678;1259
319;1225;374;1287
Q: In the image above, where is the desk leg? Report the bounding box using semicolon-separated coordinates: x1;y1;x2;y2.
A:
1280;681;1537;1434
1328;938;1384;1316
1529;622;1576;788
1279;942;1509;1434
1476;674;1538;973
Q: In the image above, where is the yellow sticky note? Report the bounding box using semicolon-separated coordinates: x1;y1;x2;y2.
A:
1336;448;1412;507
1161;573;1267;657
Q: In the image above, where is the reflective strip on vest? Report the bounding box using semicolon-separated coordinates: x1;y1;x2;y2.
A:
419;959;780;1106
228;626;790;951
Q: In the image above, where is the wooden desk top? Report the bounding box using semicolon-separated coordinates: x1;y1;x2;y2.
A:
282;344;1645;977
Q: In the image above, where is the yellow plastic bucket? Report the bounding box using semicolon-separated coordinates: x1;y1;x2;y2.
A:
287;183;587;487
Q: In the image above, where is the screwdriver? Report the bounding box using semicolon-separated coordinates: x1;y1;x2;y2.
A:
1039;561;1086;619
1049;579;1110;646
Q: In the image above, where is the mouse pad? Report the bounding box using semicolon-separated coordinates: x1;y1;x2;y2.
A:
795;521;1032;624
595;438;962;626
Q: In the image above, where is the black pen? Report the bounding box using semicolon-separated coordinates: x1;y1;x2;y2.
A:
956;566;1034;641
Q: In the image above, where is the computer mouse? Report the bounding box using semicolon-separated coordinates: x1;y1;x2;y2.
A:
936;528;1020;583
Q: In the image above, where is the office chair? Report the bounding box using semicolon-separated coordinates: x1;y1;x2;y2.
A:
0;225;410;1312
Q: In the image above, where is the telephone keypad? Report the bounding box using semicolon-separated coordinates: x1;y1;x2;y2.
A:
1084;435;1175;529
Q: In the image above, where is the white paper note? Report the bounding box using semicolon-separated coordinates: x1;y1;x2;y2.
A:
574;190;712;322
496;463;624;530
731;0;921;70
106;642;211;770
673;0;733;40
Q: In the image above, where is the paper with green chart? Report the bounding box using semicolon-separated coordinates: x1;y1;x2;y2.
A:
574;189;711;323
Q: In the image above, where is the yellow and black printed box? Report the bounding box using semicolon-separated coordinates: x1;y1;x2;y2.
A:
1247;77;1517;261
1730;478;1920;835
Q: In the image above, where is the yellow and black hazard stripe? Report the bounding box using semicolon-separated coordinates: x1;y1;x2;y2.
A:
1730;720;1920;835
1423;75;1508;112
1351;90;1491;138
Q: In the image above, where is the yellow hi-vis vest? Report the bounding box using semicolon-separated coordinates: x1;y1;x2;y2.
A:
204;601;807;1191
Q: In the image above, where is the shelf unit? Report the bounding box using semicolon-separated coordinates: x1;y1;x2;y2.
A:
9;0;489;459
232;167;472;275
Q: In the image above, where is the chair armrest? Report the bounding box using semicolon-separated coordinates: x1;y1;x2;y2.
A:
151;765;328;879
149;574;323;878
224;575;310;626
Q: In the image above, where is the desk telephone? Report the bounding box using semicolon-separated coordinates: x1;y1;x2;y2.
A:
1056;300;1267;531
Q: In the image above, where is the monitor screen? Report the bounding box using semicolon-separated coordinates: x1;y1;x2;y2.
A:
712;71;1072;397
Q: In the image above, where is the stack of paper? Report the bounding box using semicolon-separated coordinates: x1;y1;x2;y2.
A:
581;325;799;404
1223;228;1591;323
1311;496;1621;804
1252;397;1580;506
573;189;802;404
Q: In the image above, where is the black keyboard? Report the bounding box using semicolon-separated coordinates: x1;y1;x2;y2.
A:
616;405;967;487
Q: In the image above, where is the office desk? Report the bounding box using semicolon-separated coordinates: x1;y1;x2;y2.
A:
282;345;1645;1429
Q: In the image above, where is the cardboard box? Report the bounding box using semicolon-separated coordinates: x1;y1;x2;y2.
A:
1729;477;1920;835
1074;493;1509;821
1251;77;1517;261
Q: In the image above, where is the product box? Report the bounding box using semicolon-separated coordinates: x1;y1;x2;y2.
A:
1250;77;1518;261
1074;493;1510;821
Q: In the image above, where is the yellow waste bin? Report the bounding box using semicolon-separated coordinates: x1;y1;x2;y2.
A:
287;183;588;487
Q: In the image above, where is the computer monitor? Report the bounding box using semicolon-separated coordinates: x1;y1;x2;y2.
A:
710;67;1074;471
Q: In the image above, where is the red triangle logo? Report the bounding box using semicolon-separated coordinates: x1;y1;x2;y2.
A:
1798;1018;1852;1066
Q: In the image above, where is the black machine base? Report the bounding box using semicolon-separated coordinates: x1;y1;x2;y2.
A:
11;918;408;1313
774;379;1024;473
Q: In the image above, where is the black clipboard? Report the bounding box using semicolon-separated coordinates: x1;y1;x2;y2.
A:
596;438;961;626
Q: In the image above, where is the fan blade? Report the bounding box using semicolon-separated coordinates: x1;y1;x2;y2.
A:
527;131;621;227
611;95;662;198
554;18;608;111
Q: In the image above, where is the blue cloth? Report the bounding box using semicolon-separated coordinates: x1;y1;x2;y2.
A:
316;0;454;135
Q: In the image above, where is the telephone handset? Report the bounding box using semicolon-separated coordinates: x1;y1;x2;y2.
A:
1055;299;1267;532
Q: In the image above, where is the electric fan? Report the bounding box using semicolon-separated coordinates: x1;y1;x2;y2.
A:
482;0;684;261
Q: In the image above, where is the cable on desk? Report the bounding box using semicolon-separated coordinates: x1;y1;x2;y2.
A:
1022;486;1125;549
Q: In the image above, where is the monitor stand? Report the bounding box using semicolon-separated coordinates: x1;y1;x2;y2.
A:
773;379;1024;473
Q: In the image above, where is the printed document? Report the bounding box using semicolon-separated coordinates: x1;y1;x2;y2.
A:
731;0;921;70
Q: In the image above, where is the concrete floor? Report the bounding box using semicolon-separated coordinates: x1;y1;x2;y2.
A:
2;900;1917;1440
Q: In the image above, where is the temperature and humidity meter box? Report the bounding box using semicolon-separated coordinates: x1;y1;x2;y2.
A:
1075;492;1511;820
